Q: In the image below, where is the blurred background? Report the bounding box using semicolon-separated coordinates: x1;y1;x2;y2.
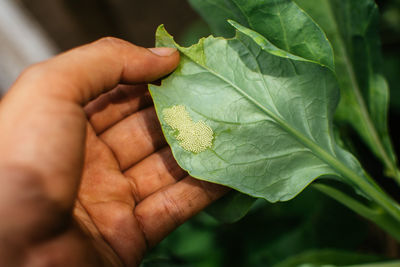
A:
0;0;202;93
0;0;399;266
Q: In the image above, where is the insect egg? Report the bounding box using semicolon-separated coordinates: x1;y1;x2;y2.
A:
162;105;214;153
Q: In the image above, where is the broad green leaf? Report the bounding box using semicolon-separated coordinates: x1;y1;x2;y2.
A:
188;0;334;71
293;0;400;182
149;25;371;203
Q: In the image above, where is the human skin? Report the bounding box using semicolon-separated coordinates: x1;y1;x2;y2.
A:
0;38;228;267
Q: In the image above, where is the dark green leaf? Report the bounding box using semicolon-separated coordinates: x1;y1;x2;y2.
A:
205;191;256;223
383;51;400;111
188;0;334;70
188;0;246;37
312;181;400;241
148;187;372;266
294;0;400;182
178;20;211;47
346;261;400;267
272;249;383;267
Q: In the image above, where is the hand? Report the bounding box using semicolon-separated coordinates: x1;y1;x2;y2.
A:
0;38;227;267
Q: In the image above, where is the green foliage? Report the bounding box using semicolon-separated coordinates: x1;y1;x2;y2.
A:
188;0;399;182
145;188;379;267
273;249;383;267
146;0;400;265
150;24;400;234
151;24;356;202
178;20;211;47
188;0;334;70
294;0;399;183
205;191;255;223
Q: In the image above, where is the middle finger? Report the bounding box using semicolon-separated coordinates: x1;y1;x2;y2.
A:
99;106;166;171
85;84;152;134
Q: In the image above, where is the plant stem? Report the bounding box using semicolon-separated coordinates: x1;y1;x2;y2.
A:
313;183;400;242
324;0;400;186
266;107;400;224
306;135;400;224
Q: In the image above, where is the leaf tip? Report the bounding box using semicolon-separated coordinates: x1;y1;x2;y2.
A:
155;24;177;48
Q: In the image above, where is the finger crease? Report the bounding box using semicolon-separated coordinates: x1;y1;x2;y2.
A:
133;209;150;251
75;199;121;259
160;189;184;228
96;136;122;171
125;174;141;203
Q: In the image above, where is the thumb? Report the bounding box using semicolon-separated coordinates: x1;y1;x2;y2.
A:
0;37;179;209
10;37;180;105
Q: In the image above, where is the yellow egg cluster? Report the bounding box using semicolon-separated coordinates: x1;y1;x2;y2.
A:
163;105;214;153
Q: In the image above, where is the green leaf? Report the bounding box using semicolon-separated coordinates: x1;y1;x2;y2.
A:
228;20;320;65
140;259;190;267
312;182;400;241
293;0;400;182
205;191;256;223
384;51;400;111
150;25;400;231
272;249;384;267
187;0;246;38
148;187;372;266
347;261;400;267
178;20;211;47
188;0;334;71
150;25;365;203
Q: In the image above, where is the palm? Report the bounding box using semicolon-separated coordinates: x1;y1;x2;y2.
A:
74;85;226;266
0;42;227;267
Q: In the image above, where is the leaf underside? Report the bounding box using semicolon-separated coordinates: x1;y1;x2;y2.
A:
149;25;366;202
189;0;399;182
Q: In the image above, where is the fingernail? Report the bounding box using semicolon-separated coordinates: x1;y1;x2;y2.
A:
148;47;177;56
